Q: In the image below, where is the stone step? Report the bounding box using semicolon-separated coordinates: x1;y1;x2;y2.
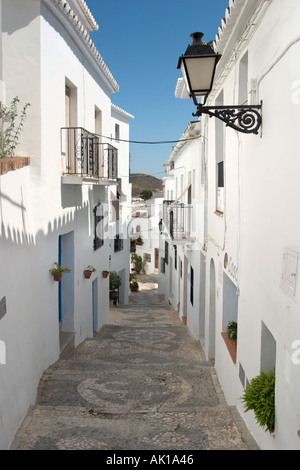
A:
59;332;75;359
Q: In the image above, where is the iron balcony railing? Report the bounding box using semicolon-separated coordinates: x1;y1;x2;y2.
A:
61;127;118;180
163;200;192;240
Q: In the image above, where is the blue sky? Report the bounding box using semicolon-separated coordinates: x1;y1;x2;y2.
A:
86;0;229;178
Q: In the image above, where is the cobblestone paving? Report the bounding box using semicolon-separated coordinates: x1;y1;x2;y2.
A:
12;274;258;450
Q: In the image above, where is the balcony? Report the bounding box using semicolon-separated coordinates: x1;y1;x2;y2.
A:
61;127;118;184
163;200;193;242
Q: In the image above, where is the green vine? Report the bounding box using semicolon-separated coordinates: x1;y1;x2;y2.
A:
0;97;30;158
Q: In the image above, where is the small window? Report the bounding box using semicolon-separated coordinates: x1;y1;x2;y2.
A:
115;123;120;142
94;203;104;250
114;234;123;252
165;241;169;265
215;90;224;213
217;161;224;188
190;266;194;305
174;245;177;270
144;253;151;263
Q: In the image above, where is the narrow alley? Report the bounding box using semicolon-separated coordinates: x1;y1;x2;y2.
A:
12;275;258;451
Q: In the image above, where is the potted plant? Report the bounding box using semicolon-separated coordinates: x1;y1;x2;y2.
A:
84;265;96;279
130;277;139;292
50;262;71;282
102;270;109;278
0;97;30;159
109;271;121;299
132;254;143;274
241;368;275;433
135;236;143;246
227;321;237;340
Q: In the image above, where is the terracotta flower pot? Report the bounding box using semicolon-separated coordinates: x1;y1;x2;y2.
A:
84;270;92;279
110;291;119;299
53;272;63;282
130;286;138;292
102;271;109;278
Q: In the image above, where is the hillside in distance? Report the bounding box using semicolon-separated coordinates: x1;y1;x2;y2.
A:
130;173;164;197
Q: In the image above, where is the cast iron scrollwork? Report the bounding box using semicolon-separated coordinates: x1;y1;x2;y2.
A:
193;102;262;135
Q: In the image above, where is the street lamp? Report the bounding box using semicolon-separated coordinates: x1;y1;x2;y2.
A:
159;219;163;234
178;32;262;135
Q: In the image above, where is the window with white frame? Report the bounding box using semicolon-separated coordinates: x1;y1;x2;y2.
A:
215;90;224;213
115;123;120;142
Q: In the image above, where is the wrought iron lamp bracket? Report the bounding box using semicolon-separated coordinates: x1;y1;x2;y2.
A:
192;99;262;135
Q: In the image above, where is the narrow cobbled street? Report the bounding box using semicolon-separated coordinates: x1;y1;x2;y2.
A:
12;275;258;451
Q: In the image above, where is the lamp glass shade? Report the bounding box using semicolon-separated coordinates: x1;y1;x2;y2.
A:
178;33;221;99
180;56;218;97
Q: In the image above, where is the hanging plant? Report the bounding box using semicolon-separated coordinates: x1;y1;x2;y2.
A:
84;265;96;279
135;236;143;246
50;262;71;282
241;368;275;433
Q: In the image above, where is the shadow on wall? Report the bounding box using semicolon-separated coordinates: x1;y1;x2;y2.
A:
2;0;40;36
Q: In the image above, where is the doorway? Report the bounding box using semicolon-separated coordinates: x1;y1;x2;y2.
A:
92;278;98;333
155;248;159;269
199;252;206;344
208;259;216;360
58;232;74;332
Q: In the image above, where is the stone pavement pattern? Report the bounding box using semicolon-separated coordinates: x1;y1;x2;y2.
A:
13;275;258;450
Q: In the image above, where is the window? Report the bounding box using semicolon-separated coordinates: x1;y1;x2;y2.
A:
165;241;169;265
261;323;276;373
222;273;238;363
190;266;194;305
215;90;224;213
114;234;123;252
222;273;238;331
115;123;120;142
63;79;77;173
217;161;224;212
94;203;104;250
65;79;77;127
174;245;177;270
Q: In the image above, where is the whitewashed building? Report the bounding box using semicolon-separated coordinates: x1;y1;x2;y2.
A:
131;193;163;275
161;0;300;450
109;103;134;305
0;0;132;449
158;121;205;337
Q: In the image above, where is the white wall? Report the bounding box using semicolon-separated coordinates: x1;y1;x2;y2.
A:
204;0;300;450
0;166;46;450
159;122;206;339
0;0;131;449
